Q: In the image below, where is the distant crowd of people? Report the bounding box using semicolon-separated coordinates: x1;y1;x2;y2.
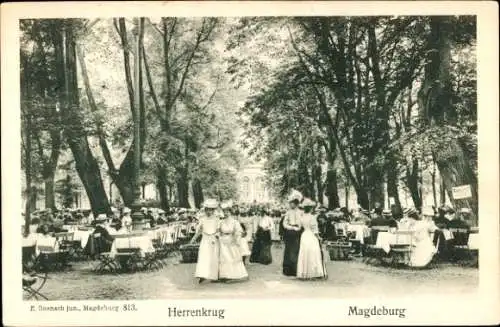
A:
23;192;475;279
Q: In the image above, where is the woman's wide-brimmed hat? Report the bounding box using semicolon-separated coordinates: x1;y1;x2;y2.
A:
221;200;233;210
95;213;108;222
287;190;303;203
300;198;316;208
123;207;131;214
403;207;417;216
460;207;472;214
203;199;218;209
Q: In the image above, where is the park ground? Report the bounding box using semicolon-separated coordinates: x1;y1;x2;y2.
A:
33;244;478;300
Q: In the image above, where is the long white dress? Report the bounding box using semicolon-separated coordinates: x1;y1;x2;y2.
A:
194;215;220;280
218;217;248;280
296;213;326;279
409;219;438;268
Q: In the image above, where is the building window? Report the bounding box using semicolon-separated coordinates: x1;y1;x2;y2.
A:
243;176;250;199
255;177;264;201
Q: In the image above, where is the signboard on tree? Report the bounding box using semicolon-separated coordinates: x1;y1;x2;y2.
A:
451;185;472;200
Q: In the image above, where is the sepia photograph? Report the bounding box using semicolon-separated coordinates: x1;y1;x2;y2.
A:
2;1;499;326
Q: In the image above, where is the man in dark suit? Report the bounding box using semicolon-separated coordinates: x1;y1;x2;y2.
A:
368;209;397;228
434;205;452;229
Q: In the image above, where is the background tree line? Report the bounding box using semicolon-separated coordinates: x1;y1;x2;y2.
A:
21;18;243;226
226;16;477;220
20;16;478;228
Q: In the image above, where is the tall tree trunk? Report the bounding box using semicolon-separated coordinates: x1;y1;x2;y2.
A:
368;167;385;210
406;158;422;210
386;156;402;210
176;168;190;208
193;178;204;209
157;170;169;211
57;20;111;216
419;16;478;221
314;165;323;205
44;175;55;210
325;165;340;209
345;184;349;209
431;161;438;208
439;176;446;205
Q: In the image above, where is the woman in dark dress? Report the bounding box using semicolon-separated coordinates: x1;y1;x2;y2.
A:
282;191;303;276
249;210;273;265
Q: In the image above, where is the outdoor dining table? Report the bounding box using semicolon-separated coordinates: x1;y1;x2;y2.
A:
22;233;59;256
347;223;370;244
109;233;155;259
374;230;412;253
145;225;175;245
72;229;93;249
468;228;479;250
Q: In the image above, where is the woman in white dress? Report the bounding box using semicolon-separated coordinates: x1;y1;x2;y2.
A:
121;207;133;233
408;207;438;268
231;204;251;264
398;207;418;231
296;198;327;280
189;199;220;283
218;203;249;281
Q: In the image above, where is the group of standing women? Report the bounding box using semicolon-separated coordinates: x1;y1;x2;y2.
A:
190;190;327;284
189;199;249;283
281;192;328;280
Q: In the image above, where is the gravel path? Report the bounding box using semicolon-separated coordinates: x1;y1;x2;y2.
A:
31;245;478;300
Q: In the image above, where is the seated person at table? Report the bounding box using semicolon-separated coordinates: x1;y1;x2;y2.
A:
110;207;121;226
86;216;114;255
368;209;397;228
372;202;383;217
399;208;419;230
432;206;454;254
52;216;68;233
323;212;336;240
351;209;371;225
408;206;438;267
434;205;453;229
121;207;133;232
447;208;471;230
332;209;348;223
316;208;328;239
340;207;351;222
145;208;155;227
157;210;167;224
36;223;54;236
390;204;403;222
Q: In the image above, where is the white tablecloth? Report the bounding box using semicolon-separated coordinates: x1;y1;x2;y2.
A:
374;231;413;253
73;230;93;248
146;226;176;245
468;233;479;250
347;224;370;244
109;235;155;258
22;233;59;256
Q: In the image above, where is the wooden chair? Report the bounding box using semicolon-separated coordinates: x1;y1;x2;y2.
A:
55;232;76;263
364;226;390;258
390;230;414;266
22;243;49;300
92;232;118;274
35;237;69;272
449;227;471;262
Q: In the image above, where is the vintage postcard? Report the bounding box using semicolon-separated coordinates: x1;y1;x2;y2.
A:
2;1;499;326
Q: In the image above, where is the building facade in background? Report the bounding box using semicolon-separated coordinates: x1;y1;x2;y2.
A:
236;163;272;204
